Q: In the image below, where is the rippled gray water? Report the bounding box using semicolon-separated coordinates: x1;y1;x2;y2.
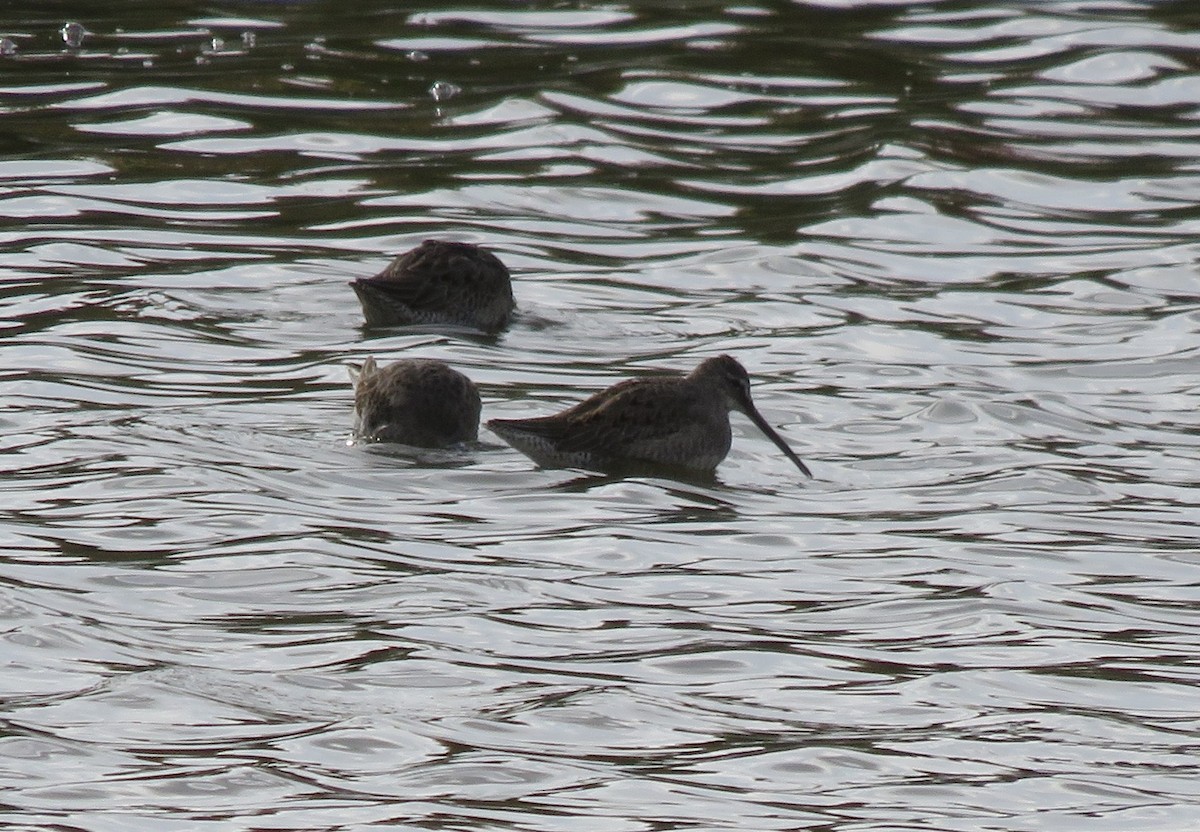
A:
3;2;1200;829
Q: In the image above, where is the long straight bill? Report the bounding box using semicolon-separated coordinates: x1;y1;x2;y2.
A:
744;406;813;478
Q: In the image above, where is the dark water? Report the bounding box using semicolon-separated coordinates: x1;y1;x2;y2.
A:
3;2;1200;829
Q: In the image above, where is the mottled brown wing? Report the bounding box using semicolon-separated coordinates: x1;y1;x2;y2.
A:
543;380;697;456
367;241;510;313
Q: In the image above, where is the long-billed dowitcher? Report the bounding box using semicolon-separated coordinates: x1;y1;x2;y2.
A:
351;356;481;447
349;239;514;333
487;355;812;477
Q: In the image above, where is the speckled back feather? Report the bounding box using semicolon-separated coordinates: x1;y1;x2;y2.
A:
350;240;514;332
352;357;481;447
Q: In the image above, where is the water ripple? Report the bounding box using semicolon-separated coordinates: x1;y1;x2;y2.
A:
3;2;1200;830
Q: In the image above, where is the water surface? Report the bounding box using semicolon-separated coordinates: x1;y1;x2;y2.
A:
2;2;1200;830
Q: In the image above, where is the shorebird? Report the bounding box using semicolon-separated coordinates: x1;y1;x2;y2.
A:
349;239;514;333
351;357;481;447
488;355;812;477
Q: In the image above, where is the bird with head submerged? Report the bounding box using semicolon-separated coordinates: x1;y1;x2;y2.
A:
349;239;515;333
351;357;481;448
487;354;812;477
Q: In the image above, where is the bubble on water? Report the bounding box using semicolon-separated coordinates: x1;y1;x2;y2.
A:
241;31;256;49
429;81;461;102
406;50;429;62
208;36;225;53
0;38;16;56
60;22;87;48
142;58;153;68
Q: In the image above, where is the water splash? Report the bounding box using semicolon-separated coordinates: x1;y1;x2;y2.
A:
429;81;461;101
60;21;87;48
